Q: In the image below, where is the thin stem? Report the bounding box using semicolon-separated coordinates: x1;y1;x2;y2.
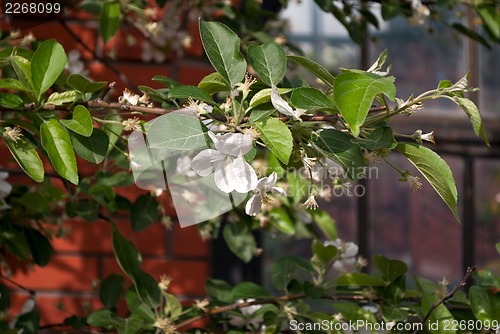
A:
382;157;405;175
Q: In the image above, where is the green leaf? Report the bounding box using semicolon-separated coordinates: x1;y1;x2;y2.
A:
0;93;24;108
3;137;44;182
452;23;491;49
60;105;93;137
129;268;161;308
152;75;180;88
31;39;67;98
453;97;489;146
199;20;246;88
249;87;293;108
0;229;31;260
496;242;500;255
112;224;142;277
310;209;337;240
287;55;335;87
254;118;293;164
103;112;122;153
336;272;386;287
130;194;161;231
66;201;98;222
314;129;365;180
25;229;53;267
396;143;460;222
381;0;400;19
67;74;107;94
147;112;206;150
0;284;11;311
100;274;125;309
206;279;234;304
247;42;286;86
477;4;500;41
271;256;313;291
100;1;121;44
9;55;33;92
168;85;214;103
356;126;397;149
87;309;114;329
469;286;500;322
40;119;78;184
15;311;40;334
233;282;272;299
198;72;230;94
223;223;256;263
416;277;456;334
71;128;109;164
334;72;395;137
290;87;336;111
164;293;182;318
47;91;81;106
0;78;28;91
269;208;295;235
89;184;116;211
373;254;407;282
63;315;87;330
312;240;337;263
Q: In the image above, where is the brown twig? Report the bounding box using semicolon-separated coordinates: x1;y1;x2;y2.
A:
0;275;36;296
412;266;476;334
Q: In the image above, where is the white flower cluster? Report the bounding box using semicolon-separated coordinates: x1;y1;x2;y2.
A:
324;239;366;273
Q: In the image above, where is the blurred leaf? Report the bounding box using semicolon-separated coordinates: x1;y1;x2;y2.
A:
312;240;337;263
477;4;500;41
452;23;491;49
271;256;313;292
87;309;113;329
336;273;386;287
206;279;234;304
63;315;87;330
356;126;397;149
66;201;99;223
112;224;142;277
310;209;337;240
40;119;78;185
416;277;456;333
60;105;93;137
100;274;125;308
396;143;460;222
469;286;500;322
130;268;161;308
100;1;121;44
152;75;180;88
25;229;53;267
233;282;272;299
31;39;67;99
89;184;116;211
269;208;295;235
373;254;407;282
130;194;161;231
247;42;287;86
223;223;256;263
14;311;40;334
199;20;246;88
164;293;182;318
0;229;30;260
0;284;10;311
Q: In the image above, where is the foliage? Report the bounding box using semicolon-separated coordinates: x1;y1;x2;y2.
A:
0;1;499;333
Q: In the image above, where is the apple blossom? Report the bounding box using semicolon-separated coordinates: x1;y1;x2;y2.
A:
245;172;286;216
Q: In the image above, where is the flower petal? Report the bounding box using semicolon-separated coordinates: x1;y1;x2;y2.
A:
208;132;253;156
191;149;225;177
245;193;262;216
272;186;286;197
271;86;295;117
230;156;258;193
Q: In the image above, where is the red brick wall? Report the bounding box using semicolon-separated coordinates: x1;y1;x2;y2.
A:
1;8;212;326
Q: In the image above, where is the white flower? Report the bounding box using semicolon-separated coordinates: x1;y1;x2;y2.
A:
0;172;12;200
228;299;263;329
409;0;430;25
122;117;142;132
303;194;319;210
176;156;197;178
245;172;286;216
325;239;359;273
119;89;140;105
309;157;344;183
413;130;435;145
186;97;213;115
235;74;257;100
65;49;88;76
2;126;23;142
271;85;307;121
191;132;257;193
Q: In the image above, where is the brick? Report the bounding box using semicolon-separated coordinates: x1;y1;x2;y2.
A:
8;255;99;291
177;61;214;86
102;258;209;296
12;21;96;59
99;27;146;62
172;225;209;258
52;219;168;257
9;293;100;326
